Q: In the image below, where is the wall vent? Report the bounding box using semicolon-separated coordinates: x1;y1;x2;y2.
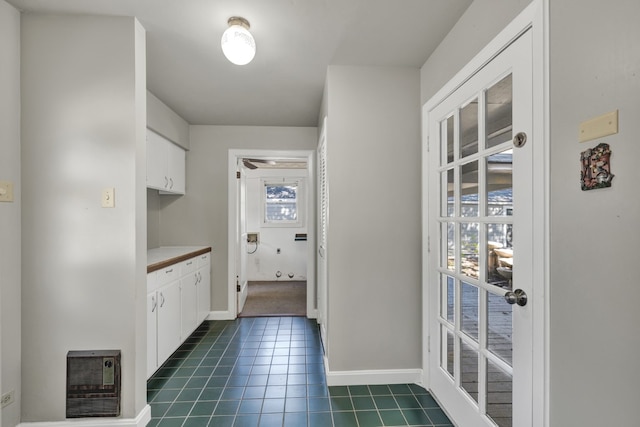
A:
66;350;121;418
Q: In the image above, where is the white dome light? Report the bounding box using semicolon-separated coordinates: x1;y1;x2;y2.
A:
221;17;256;66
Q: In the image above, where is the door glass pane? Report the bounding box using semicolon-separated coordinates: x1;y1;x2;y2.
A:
445;115;455;164
461;161;479;217
486;358;513;427
487;224;512;287
487;150;512;217
442;169;454;217
444;222;455;271
460;99;478;158
461;223;479;279
461;282;479;340
460;340;478;403
488;292;513;364
441;275;455;323
486;74;513;149
441;326;455;378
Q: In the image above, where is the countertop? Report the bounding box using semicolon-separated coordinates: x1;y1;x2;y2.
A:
147;246;211;273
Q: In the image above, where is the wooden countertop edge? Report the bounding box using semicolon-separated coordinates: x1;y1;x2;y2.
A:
147;247;212;273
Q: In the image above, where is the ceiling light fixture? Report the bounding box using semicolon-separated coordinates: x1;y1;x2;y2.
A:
221;16;256;66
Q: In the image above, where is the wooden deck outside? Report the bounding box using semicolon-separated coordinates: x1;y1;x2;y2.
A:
448;283;514;427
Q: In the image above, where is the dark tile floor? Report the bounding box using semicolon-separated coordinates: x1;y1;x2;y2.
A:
147;317;453;427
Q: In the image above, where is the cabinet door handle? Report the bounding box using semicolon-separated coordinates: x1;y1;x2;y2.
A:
164;176;169;188
160;292;165;307
151;295;157;312
186;261;193;266
169;178;174;189
165;268;173;274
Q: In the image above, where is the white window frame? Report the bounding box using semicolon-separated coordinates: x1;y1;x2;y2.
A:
261;178;305;227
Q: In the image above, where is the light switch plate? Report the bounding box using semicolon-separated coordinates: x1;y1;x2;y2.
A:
579;110;618;143
0;181;14;202
102;188;115;208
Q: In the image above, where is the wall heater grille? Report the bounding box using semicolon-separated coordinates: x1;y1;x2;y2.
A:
66;350;121;418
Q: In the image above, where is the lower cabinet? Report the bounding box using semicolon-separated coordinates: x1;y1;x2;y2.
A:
147;250;211;379
157;279;182;365
197;253;211;324
147;287;158;378
180;260;199;340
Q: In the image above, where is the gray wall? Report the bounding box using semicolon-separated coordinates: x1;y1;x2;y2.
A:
420;0;532;105
324;66;422;372
0;1;21;426
156;126;317;312
20;14;147;421
549;0;640;424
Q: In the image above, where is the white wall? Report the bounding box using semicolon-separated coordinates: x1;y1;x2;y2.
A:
157;126;317;312
245;168;308;281
420;0;532;105
548;0;640;424
20;14;147;421
324;65;422;373
0;1;21;426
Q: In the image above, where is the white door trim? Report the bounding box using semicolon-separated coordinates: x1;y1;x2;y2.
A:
421;2;549;426
228;149;317;319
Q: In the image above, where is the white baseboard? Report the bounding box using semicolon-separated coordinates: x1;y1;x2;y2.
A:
207;310;235;320
323;356;423;386
19;405;151;427
320;323;328;351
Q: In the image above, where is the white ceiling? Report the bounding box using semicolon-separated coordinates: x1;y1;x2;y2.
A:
7;0;473;127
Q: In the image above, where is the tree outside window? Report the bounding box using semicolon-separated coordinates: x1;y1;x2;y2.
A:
264;182;299;224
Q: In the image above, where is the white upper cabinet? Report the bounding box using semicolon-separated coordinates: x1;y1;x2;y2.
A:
146;128;186;195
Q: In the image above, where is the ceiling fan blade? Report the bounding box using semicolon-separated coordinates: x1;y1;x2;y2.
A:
244;158;276;165
242;159;258;169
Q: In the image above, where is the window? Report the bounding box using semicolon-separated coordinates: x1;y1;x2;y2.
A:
263;180;303;226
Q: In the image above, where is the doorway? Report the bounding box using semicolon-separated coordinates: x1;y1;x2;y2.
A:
422;11;546;426
228;149;316;319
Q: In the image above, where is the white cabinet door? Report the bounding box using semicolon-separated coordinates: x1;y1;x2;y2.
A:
180;271;198;339
147;291;158;378
147;130;168;190
197;253;211;323
157;279;181;364
167;142;186;194
147;128;185;195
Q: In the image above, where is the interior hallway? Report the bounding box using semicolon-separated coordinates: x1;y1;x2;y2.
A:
147;317;453;426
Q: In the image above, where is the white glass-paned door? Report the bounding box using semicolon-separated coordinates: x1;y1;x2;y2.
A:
427;30;533;427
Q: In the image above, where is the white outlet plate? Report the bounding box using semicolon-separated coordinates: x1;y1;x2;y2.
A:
102;188;115;208
1;390;14;408
579;110;618;142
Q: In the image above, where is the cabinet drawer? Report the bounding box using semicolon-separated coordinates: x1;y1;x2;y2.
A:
198;252;210;267
157;264;180;286
181;257;198;275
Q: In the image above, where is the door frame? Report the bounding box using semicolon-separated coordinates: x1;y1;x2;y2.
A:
421;2;549;426
228;149;317;319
